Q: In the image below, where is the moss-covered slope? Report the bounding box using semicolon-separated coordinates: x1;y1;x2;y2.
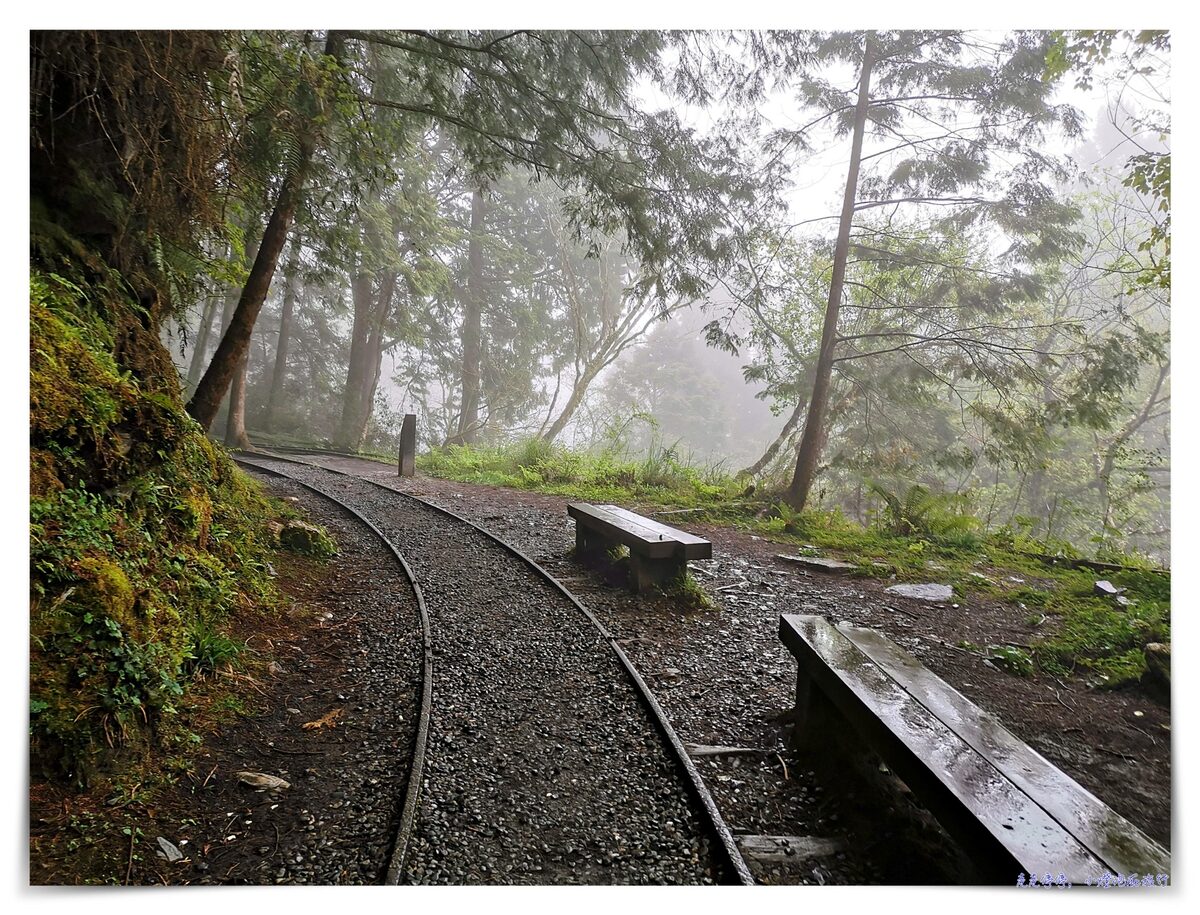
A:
30;269;276;782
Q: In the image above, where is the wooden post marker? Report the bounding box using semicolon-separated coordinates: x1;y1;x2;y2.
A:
399;413;416;477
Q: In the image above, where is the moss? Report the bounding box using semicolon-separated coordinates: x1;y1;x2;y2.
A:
30;448;63;500
30;289;131;442
73;556;136;630
277;521;337;559
29;268;280;783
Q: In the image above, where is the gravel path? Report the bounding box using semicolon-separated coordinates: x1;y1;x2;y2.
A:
243;456;721;885
192;471;422;885
287;452;1170;885
281;454;889;883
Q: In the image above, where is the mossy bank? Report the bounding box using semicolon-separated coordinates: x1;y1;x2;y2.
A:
30;268;280;782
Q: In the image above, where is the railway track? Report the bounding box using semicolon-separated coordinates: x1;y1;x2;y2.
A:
236;451;754;885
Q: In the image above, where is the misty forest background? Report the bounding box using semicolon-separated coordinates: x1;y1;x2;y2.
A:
30;30;1169;776
165;31;1169;563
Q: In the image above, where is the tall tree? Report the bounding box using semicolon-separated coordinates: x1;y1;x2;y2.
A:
185;290;221;395
188;31;347;431
264;239;301;431
448;187;487;445
786;32;876;509
712;31;1085;509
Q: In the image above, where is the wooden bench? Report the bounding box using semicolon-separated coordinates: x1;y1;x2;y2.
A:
779;614;1171;884
567;503;711;593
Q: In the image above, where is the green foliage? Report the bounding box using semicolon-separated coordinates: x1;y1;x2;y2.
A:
867;481;980;546
1035;592;1166;689
29;270;277;783
419;436;738;506
662;572;714;610
987;646;1034;678
185;618;245;675
1043;30;1170;291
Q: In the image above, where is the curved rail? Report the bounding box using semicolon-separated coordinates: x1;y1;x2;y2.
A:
236;447;755;886
233;456;433;886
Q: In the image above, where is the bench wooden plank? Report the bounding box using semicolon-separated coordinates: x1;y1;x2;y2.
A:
567;503;712;560
780;614;1107;882
837;622;1171;877
599;505;711;549
568;503;679;558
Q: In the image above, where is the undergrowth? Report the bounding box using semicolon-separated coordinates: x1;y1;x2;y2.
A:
415;439;1169;692
418;435;739;505
29;269;290;782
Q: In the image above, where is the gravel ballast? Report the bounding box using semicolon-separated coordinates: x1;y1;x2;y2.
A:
189;471;422;885
243;456;721;885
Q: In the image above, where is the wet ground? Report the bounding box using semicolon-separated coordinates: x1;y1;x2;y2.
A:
30;454;1170;886
296;453;1171;872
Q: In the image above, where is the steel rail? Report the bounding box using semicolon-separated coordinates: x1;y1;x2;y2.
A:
232;456;433;886
236;447;755;886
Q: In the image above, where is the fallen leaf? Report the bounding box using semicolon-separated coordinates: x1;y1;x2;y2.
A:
302;707;344;731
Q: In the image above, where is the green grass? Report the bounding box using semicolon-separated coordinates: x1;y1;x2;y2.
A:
382;437;1171;692
417;436;740;507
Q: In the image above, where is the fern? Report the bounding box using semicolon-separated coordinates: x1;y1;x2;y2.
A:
869;480;980;543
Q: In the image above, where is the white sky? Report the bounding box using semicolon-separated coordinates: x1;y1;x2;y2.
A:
639;31;1168;236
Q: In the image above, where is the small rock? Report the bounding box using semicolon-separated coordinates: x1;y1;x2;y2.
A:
777;554;856;573
156;836;184;863
1094;580;1125;597
278;520;336;557
237;771;291;791
885;583;953;602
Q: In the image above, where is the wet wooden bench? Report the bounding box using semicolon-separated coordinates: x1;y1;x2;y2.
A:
567;503;711;593
779;614;1171;884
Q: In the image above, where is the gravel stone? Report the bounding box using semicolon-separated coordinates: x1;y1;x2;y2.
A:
245;456;719;885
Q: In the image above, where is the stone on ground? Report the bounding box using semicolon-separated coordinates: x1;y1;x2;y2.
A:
885;582;953;602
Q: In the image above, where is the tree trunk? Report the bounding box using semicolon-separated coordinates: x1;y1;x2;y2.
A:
785;33;875;510
187;31;344;432
224;347;252;450
185;292;220;395
336;266;398;451
334;241;378;450
539;365;598;444
450;187;486;445
739;398;807;478
264;239;300;431
355;273;398;444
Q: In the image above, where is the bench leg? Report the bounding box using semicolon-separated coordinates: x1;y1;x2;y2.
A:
628;553;686;594
790;671;839;752
575;525;612;562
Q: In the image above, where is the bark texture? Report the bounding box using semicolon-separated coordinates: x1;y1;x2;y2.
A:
264;240;300;432
448;187;486;445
